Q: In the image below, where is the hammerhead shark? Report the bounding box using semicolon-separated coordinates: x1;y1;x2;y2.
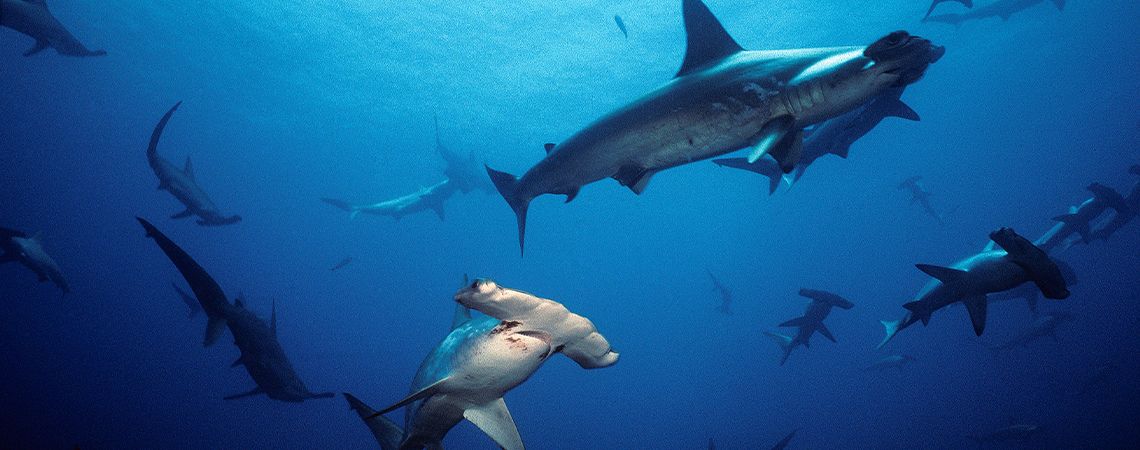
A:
765;289;854;365
925;0;1065;26
137;217;333;402
147;102;242;226
0;226;69;294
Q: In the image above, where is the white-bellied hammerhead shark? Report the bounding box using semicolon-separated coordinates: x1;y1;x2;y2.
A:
147;102;242;227
137;217;334;402
485;0;943;255
989;311;1073;353
713;87;922;194
877;228;1069;349
925;0;1064;26
0;226;69;294
322;116;491;222
765;288;853;365
345;279;618;449
898;175;942;223
0;0;105;57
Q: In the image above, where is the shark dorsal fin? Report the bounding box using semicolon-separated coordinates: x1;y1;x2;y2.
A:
184;156;195;180
452;304;472;330
544;143;556;154
676;0;743;78
464;398;525;450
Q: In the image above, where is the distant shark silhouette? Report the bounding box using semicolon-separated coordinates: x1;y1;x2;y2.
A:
0;226;69;294
147;102;242;226
137;218;333;402
864;354;916;371
346;279;617;449
0;0;105;57
898;176;942;223
924;0;1064;26
989;311;1072;353
766;289;853;365
707;270;733;315
924;0;973;19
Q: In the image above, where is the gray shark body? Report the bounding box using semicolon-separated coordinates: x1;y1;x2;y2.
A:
864;354;916;371
770;429;798;450
486;0;942;253
924;0;974;19
990;311;1072;353
1090;168;1140;242
712;87;921;193
898;176;941;223
147;102;242;227
137;218;333;402
878;228;1069;348
0;227;68;294
0;0;105;57
925;0;1064;26
347;280;617;450
1037;183;1129;252
323;180;457;221
765;288;853;365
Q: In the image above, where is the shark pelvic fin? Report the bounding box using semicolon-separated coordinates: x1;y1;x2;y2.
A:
23;40;50;57
370;377;450;418
676;0;743;78
464;397;525;450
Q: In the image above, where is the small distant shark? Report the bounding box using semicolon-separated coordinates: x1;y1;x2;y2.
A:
1090;166;1140;242
713;87;923;193
864;354;916;371
1037;183;1128;252
329;257;353;272
172;282;201;318
0;0;105;57
924;0;974;19
878;228;1069;348
925;0;1065;26
137;218;334;402
433;115;494;196
147;102;242;226
707;270;732;315
346;279;618;449
613;14;628;38
989;311;1072;353
0;226;69;294
486;0;943;254
765;288;854;365
322;179;457;221
898;176;941;223
967;423;1041;443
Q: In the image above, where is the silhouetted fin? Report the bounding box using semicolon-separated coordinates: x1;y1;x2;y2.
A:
148;102;182;159
613;15;628;39
902;301;932;325
816;323;836;343
779;317;812;328
543;143;556;154
915;264;967;285
748;116;795;164
368;377;450;419
877;319;902;349
764;331;794;366
962;295;988;336
23;40;50;57
888;100;921;121
485;165;529;256
613;165;657;195
676;0;743;77
344;393;404;450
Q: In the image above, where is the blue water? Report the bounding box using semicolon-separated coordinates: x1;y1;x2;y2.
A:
2;0;1139;448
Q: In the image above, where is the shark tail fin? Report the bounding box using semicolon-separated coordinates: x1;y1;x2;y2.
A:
763;331;794;366
485;165;530;256
321;198;361;219
877;319;902;349
344;393;404;450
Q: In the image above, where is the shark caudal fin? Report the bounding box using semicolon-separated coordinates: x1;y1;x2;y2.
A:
321;198;362;219
485;166;530;256
148;102;182;160
877;319;903;349
344;393;404;450
764;331;795;366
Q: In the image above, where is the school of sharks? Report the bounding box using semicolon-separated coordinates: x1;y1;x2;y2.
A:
1;0;1137;448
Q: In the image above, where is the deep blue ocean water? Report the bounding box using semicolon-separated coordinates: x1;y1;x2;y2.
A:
2;0;1138;448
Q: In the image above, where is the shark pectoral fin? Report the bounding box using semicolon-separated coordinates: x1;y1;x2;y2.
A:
371;377;450;418
183;157;195;180
171;209;193;219
915;264;967;285
962;295;988;336
464;398;525;450
746;117;794;163
23;40;51;57
223;387;263;400
816;323;837;343
889;101;921;121
778;317;811;328
204;317;227;347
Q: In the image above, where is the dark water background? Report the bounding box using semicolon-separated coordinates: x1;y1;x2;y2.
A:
1;0;1138;448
